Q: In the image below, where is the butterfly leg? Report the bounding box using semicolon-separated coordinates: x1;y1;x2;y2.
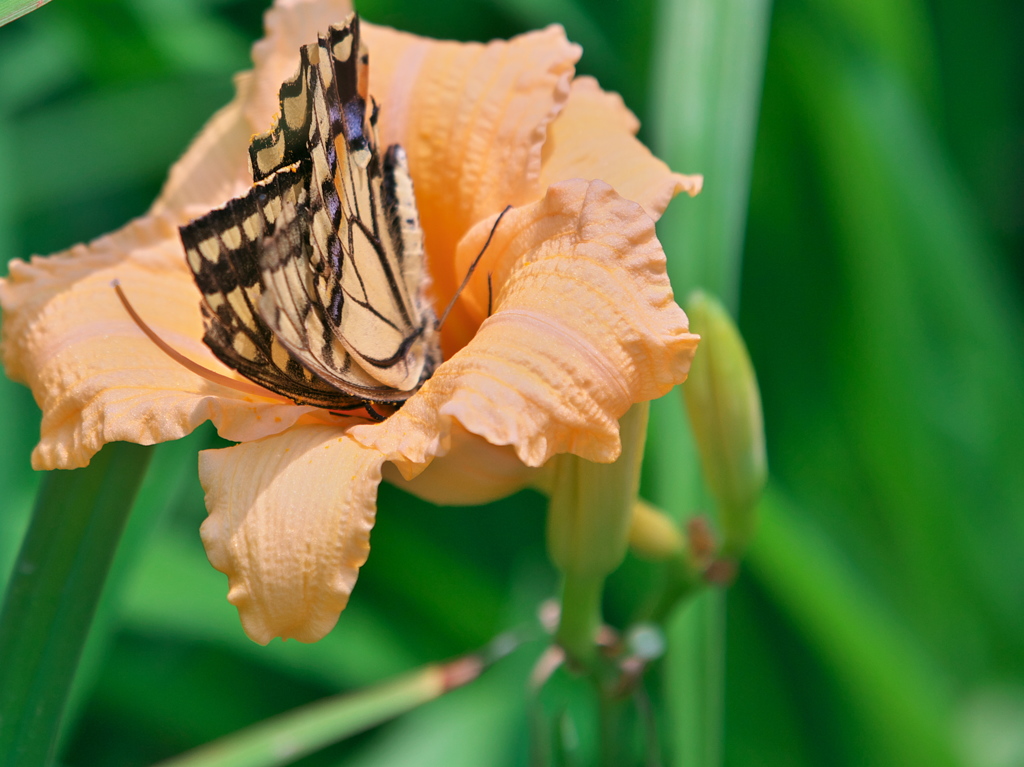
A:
328;402;386;422
362;402;387;422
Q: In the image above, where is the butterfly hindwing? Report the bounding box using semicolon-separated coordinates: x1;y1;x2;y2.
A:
307;20;438;392
258;180;396;398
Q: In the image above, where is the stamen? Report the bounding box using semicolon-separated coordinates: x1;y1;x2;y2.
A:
112;280;291;403
437;204;512;330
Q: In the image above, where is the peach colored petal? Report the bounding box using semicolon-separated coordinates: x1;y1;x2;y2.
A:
362;22;580;305
0;217;316;470
199;424;382;643
352;179;698;472
540;77;702;221
382;423;541;506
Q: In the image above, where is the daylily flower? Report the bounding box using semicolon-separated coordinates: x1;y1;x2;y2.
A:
0;0;701;644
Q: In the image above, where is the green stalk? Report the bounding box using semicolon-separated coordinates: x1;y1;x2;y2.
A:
665;591;726;767
647;0;772;765
555;574;604;670
548;404;649;670
0;0;51;27
154;658;484;767
0;442;152;766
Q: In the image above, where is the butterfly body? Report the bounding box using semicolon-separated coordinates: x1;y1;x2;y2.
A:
180;14;439;410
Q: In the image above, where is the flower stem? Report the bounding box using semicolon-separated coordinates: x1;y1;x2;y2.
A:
548;403;649;670
665;590;726;767
0;442;152;767
153;654;487;767
555;573;604;670
597;684;630;767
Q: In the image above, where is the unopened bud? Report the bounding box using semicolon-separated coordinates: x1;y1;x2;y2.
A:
628;499;685;561
682;291;767;555
547;402;649;578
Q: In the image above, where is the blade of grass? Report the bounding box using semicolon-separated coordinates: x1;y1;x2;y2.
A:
0;441;152;767
647;0;772;765
63;432;214;739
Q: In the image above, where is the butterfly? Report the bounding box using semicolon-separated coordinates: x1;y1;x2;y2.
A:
179;13;439;416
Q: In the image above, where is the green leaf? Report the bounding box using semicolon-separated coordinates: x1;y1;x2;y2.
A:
0;442;152;767
776;12;1024;664
648;0;773;310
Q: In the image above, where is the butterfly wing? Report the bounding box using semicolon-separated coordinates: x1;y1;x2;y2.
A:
254;17;439;396
181;13;438;408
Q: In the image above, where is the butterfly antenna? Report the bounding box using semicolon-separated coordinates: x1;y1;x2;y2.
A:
486;272;494;318
436;204;512;331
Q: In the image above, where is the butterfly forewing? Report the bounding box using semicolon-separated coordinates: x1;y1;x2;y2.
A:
179;13;439;409
250;51;313;182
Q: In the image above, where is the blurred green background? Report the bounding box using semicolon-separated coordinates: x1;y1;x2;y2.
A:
1;0;1023;764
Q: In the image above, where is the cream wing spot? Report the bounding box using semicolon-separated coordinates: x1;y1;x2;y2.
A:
261;195;283;226
222;226;243;250
199;238;221;262
283;79;308;131
271;341;291;371
233;333;259;361
333;35;353;63
256;135;286;177
243;214;261;241
226;288;253;325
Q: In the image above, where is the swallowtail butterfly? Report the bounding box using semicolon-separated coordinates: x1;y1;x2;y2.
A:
179;13;439;414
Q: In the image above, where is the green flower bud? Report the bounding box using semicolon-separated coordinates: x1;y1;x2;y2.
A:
547;402;650;579
683;291;767;554
628;499;686;561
